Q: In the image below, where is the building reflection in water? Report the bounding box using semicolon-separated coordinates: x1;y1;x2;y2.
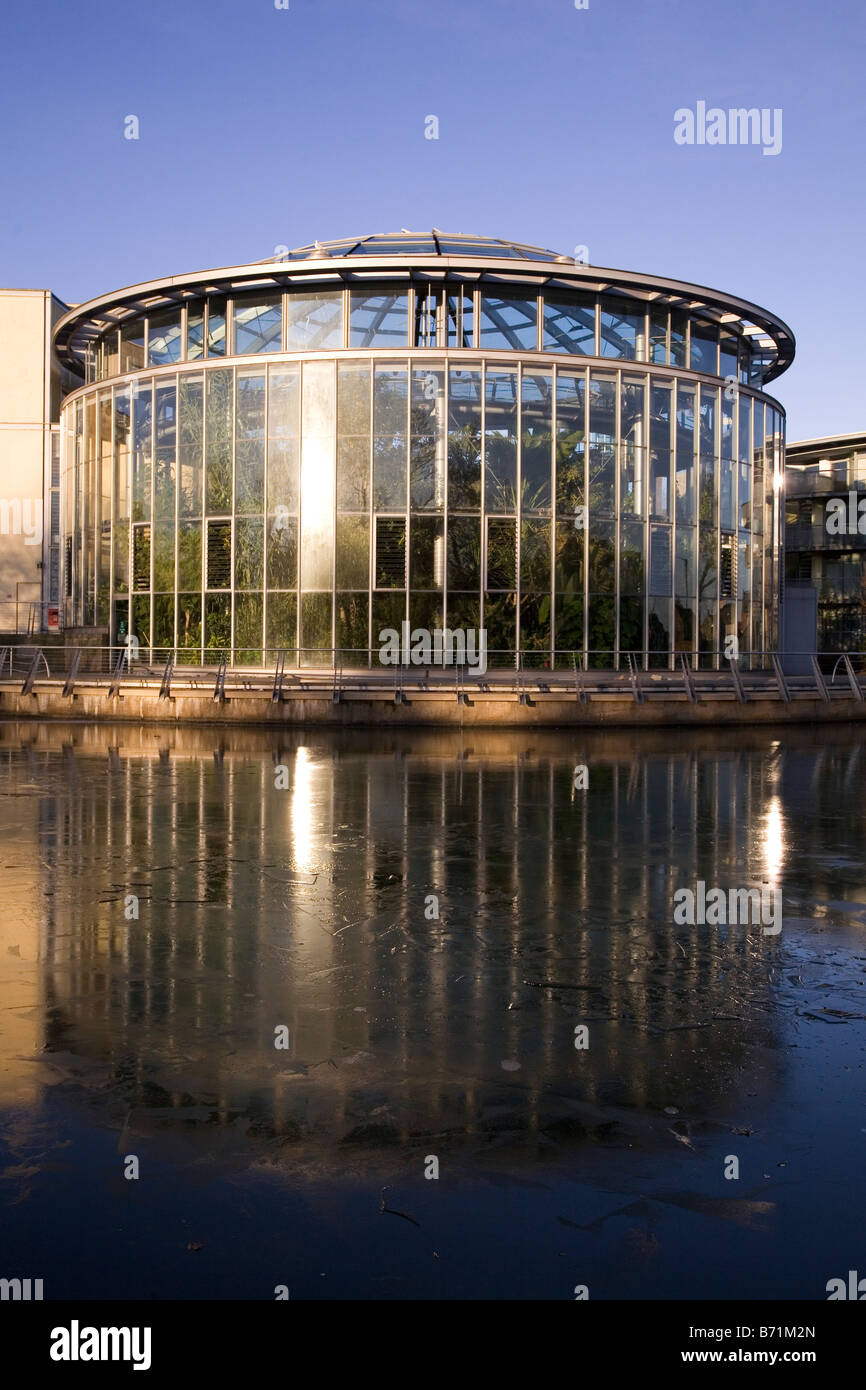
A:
4;720;856;1172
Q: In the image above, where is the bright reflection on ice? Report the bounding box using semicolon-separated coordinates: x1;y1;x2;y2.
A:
763;795;785;888
291;745;315;872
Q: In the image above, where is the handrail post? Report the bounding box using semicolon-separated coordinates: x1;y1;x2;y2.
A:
728;653;747;703
811;655;830;703
680;653;697;704
842;652;863;701
62;648;82;698
21;647;42;696
771;653;791;703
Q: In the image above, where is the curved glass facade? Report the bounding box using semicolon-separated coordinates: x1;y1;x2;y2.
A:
82;284;771;386
57;240;787;669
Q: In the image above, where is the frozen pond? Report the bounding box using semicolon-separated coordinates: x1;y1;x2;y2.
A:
1;719;865;1299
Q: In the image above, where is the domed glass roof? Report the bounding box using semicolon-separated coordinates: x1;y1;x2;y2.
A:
271;231;574;263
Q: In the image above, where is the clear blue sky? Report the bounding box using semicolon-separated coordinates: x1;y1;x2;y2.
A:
1;0;862;441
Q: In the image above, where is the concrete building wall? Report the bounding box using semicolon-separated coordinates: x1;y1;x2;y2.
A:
0;289;67;633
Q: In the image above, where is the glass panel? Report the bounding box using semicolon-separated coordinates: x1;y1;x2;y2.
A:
700;530;717;599
299;360;336;590
120;318;145;373
675;384;696;524
269;366;300;436
236;373;265;513
719;331;739;381
413;285;440;347
483;592;516;660
587;595;615;668
649;308;668;364
600;296;646;360
446;287;473;347
447;516;480;590
620;519;644;594
554;526;584;653
234;592;263;663
519;592;549;654
520;519;550;590
266;511;297;589
103;330;119;379
721;396;735;459
233;293;282;354
177;520;201;591
588;519;615;593
479;292;537;351
670;309;687;368
521;372;552;513
336;592;368;661
620;596;642;655
147;307;182;366
620;379;646;518
338;360;370;435
720;457;735;531
690;319;718;374
132;524;150;591
448;368;482;510
186;305;204;361
349;288;409;348
410;364;445;511
206;296;227;357
266;592;297;656
235;516;264;589
96;392;112;624
676;525;695;596
204;593;231;652
337;437;369;512
205;368;233;513
132;380;152;523
410;515;445;590
648;597;671;665
555;369;585;518
542;292;595;354
154;382;176;521
738;396;752;529
486;518;516;590
178;375;203;519
372;593;406;657
177;594;201;658
649;380;671;520
130;595;150;649
587;374;616;516
699;384;718;456
153;594;174;652
286;290;343;350
649;524;672;596
484;368;517;514
373;364;407;509
335;515;369;589
113;386;131;593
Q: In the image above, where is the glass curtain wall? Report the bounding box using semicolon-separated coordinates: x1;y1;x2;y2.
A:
62;361;782;668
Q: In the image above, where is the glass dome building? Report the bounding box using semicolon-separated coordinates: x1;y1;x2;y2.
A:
53;231;793;669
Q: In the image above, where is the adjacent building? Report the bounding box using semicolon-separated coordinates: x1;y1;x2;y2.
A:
785;432;866;653
0;290;72;634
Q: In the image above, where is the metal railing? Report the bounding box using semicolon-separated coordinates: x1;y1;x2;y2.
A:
3;644;866;707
